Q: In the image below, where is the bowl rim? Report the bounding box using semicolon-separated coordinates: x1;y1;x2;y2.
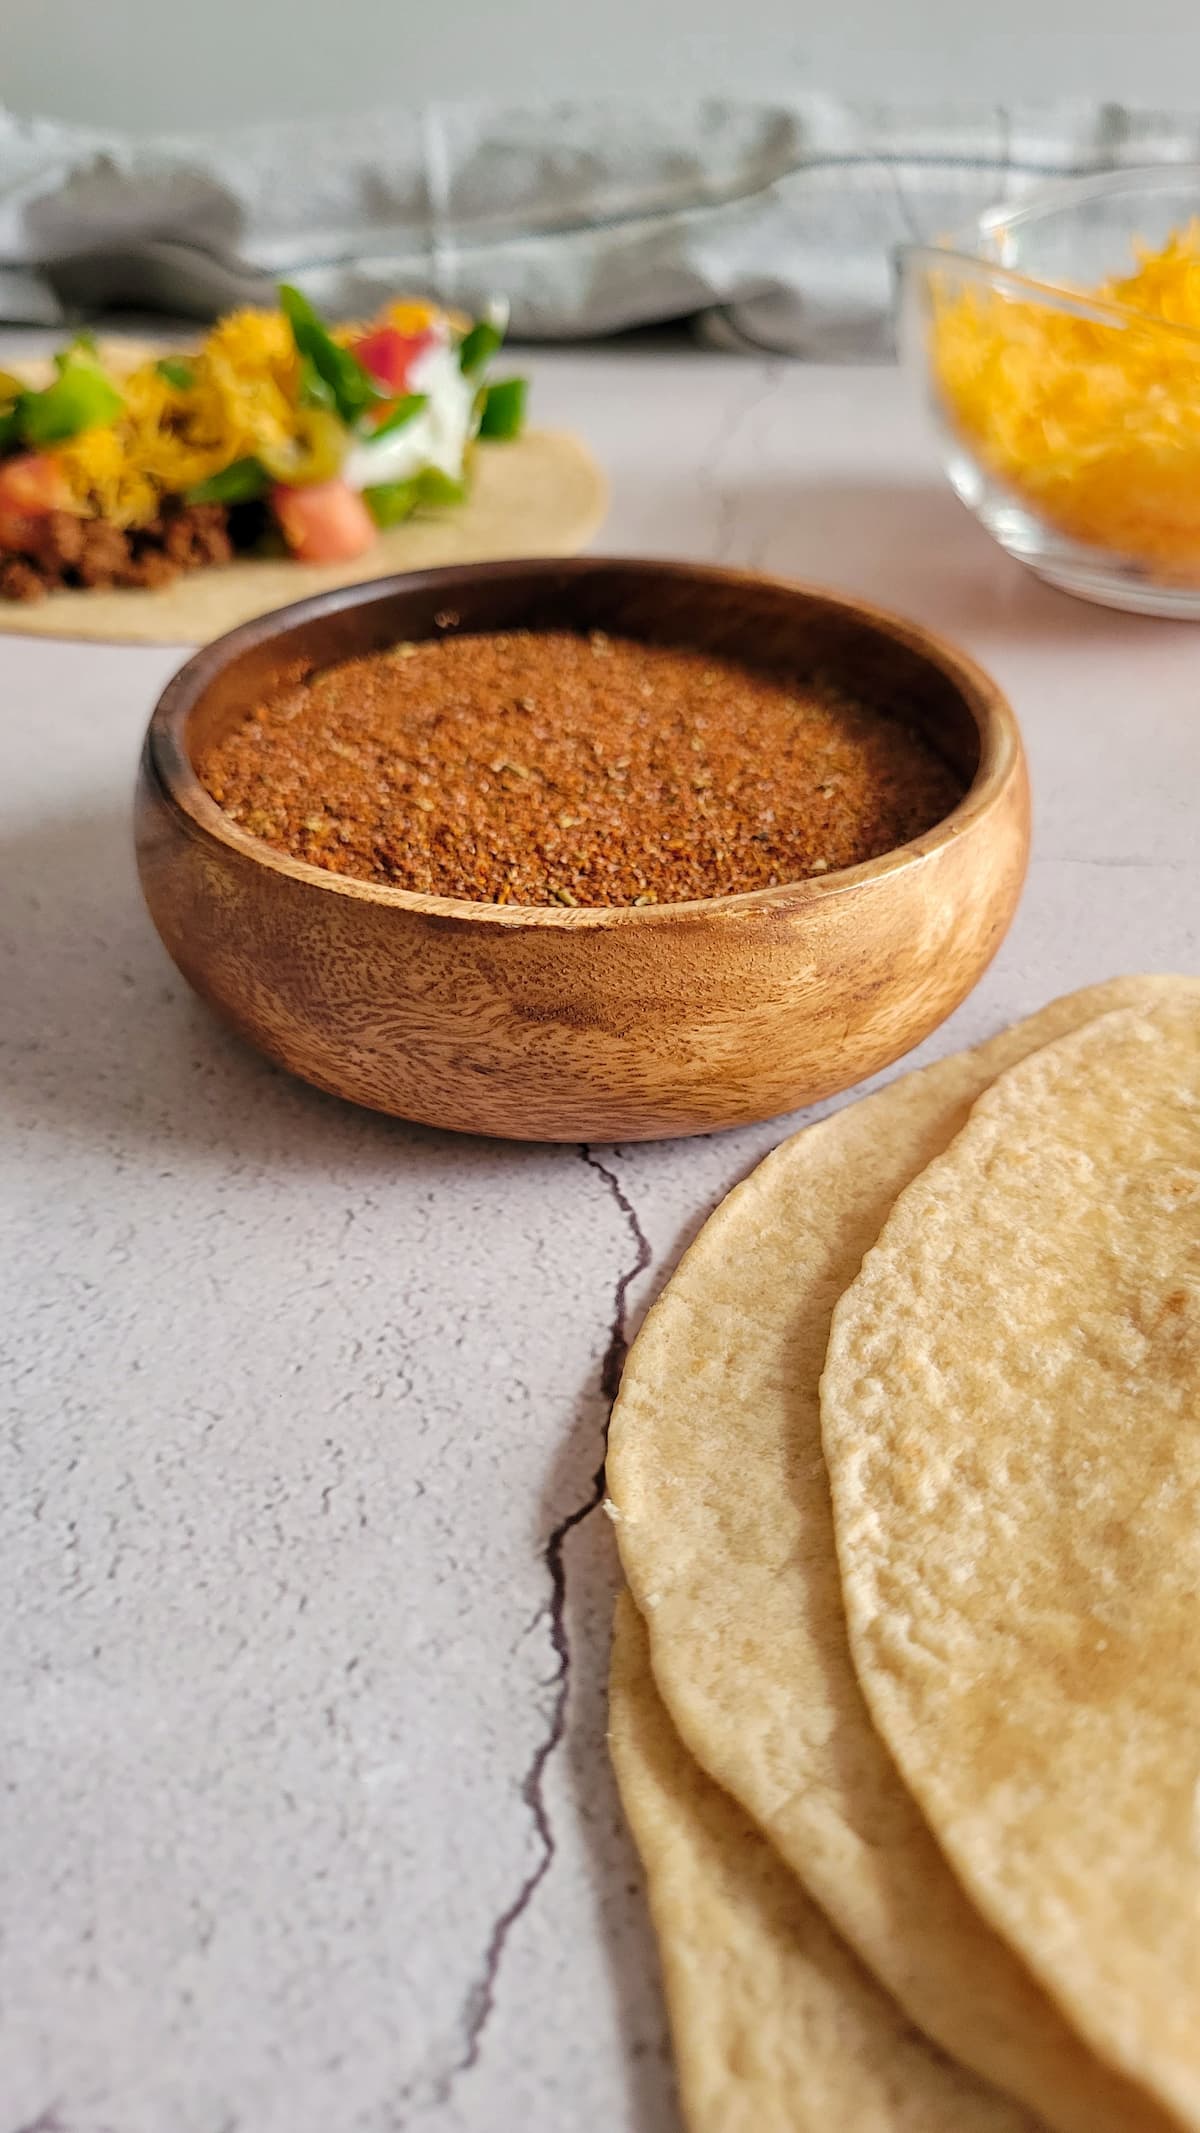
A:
903;162;1200;348
143;555;1023;930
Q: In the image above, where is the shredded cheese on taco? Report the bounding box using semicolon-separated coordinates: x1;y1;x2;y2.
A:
56;311;302;525
0;285;528;603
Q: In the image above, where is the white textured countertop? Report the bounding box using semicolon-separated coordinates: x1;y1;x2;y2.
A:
3;344;1199;2133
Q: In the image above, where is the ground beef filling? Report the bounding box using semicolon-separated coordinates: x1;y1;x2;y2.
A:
0;502;233;601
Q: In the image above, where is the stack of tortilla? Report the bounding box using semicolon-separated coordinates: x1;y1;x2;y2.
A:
606;976;1200;2133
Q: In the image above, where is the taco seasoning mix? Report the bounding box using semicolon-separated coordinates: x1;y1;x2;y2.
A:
196;629;965;907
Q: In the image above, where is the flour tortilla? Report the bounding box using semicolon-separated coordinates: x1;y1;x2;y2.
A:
608;1593;1044;2133
822;993;1200;2131
606;978;1194;2133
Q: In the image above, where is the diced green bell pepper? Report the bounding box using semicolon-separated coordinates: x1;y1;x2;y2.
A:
364;465;468;526
186;457;270;505
369;393;428;439
20;359;124;447
477;376;527;440
297;354;336;411
414;467;466;506
363;478;419;526
279;284;377;426
458;320;504;377
155;356;196;389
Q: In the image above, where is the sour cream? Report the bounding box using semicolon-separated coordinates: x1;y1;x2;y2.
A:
342;337;478;492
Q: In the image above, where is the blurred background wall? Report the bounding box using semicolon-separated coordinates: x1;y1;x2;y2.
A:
6;0;1200;131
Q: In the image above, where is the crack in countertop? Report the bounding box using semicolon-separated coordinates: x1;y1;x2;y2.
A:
695;360;787;563
397;1146;651;2122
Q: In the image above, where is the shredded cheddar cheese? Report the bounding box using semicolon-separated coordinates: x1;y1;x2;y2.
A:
930;223;1200;576
386;300;438;335
58;309;314;525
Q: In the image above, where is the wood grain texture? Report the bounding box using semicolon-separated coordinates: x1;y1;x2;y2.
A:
134;558;1030;1141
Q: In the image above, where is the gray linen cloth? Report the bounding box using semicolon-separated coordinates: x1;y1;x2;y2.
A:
2;97;1199;356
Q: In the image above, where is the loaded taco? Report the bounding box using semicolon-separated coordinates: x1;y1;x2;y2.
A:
0;290;604;643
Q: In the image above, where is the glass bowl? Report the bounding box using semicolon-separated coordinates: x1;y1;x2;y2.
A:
901;167;1200;616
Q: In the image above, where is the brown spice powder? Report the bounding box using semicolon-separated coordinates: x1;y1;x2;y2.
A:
197;630;965;906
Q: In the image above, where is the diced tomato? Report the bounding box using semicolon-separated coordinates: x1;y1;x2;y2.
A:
349;326;432;396
0;452;72;516
0;452;73;551
271;479;376;563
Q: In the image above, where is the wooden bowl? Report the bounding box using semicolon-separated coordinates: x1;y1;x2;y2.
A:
135;558;1030;1142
